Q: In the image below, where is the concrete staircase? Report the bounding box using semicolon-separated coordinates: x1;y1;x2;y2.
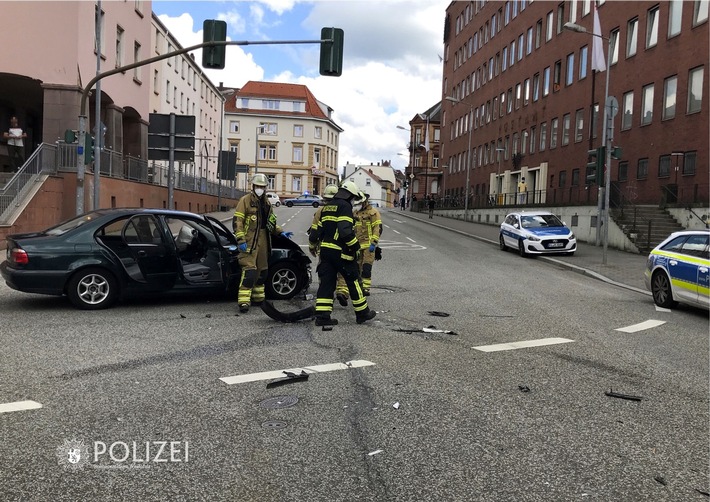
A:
611;205;685;254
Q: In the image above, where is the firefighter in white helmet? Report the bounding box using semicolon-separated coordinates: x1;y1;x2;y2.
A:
308;181;376;326
233;173;293;313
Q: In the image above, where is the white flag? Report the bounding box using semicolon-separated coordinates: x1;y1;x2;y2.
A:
591;1;606;72
423;118;430;152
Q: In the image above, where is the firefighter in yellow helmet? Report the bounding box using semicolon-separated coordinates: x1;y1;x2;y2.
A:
308;181;376;326
336;191;382;303
233;173;293;313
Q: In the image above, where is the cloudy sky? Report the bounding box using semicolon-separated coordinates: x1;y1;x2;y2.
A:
152;0;450;173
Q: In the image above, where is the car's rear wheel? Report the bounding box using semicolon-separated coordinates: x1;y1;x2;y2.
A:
651;270;677;308
499;234;507;251
266;262;301;300
286;202;293;207
312;202;319;207
518;239;527;257
67;267;119;310
275;202;280;207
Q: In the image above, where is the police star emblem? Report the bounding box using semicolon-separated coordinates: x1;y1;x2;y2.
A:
56;439;90;471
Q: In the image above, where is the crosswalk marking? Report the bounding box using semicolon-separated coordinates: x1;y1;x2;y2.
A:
220;360;376;385
0;400;42;414
472;337;574;352
615;319;666;333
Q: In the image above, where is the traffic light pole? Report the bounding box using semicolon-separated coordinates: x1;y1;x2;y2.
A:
74;35;335;215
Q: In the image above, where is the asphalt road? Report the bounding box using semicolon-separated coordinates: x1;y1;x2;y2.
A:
0;206;708;501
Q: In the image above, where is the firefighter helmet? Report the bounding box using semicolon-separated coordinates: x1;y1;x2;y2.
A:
251;173;268;187
340;181;360;197
323;184;339;199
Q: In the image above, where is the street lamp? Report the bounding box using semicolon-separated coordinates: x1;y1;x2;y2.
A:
397;125;414;209
564;21;614;265
445;95;473;221
217;88;235;211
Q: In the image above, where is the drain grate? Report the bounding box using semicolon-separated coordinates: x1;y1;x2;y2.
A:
261;420;288;430
259;395;299;409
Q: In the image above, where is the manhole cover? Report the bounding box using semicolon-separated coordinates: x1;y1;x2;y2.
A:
259;395;299;409
261;420;288;429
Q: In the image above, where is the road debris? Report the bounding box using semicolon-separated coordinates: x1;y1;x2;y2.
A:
368;449;383;456
322;325;333;331
428;311;450;317
393;402;400;409
653;476;667;486
695;489;710;497
605;389;643;402
266;370;309;389
518;385;531;393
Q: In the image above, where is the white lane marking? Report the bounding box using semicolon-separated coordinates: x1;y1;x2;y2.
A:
406;237;416;243
220;360;375;385
473;337;574;352
0;400;42;414
655;306;672;313
615;319;666;333
392;219;404;223
391;229;401;235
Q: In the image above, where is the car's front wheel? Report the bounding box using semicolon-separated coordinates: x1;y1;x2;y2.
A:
518;239;527;257
651;270;677;308
266;262;301;300
275;202;280;207
312;202;319;208
67;267;119;310
499;234;507;251
286;202;294;207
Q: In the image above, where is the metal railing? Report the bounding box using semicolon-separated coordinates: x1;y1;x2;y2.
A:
1;142;58;221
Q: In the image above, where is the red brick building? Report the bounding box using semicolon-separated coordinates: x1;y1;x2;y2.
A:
442;0;708;208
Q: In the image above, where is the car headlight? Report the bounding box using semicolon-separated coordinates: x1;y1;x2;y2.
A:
569;233;576;240
526;234;540;242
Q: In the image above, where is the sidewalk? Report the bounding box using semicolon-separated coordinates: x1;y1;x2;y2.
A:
388;208;651;296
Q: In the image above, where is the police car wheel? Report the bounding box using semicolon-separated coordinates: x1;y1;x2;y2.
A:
651;270;677;308
499;234;507;251
286;202;293;207
518;239;527;257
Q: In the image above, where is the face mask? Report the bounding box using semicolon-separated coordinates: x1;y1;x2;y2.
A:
254;188;265;197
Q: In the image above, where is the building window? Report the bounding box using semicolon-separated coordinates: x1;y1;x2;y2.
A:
618;161;628;181
688;66;704;114
663;75;678;120
626;18;638;58
313;147;321;166
294;125;304;137
532;73;540;101
229;121;240;133
524;79;530;105
292;176;302;193
165;80;170;102
621;91;634;130
229;143;239;158
641;84;654;125
95;7;105;55
668;0;683;38
293;145;303;163
314;127;322;139
579;46;588;79
637;158;649;179
571;168;580;186
543;66;551;96
559;170;567;187
518;34;524;61
515;83;522;109
266;175;276;190
566;53;575;86
133;42;141;81
693;0;709;26
557;4;565;34
539;122;547;151
526;27;533;54
536;19;542;48
553;60;562;90
262;99;279;110
529;127;536;154
510;40;516;67
610;29;620;65
550;117;559;148
153;69;159;93
507;88;513;113
574;109;584;142
502;46;508;71
683;151;697;175
116;26;124;68
546;11;554;41
582;0;591;16
562;113;571;145
658;154;671;178
499;92;506;117
647;6;659;48
592;104;599;139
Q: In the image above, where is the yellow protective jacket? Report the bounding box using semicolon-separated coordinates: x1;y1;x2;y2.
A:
233;193;283;252
354;202;382;250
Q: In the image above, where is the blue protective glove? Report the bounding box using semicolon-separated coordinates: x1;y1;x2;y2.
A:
282;231;294;239
369;243;376;253
238;242;248;252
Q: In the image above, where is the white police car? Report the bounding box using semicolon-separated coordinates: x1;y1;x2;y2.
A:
499;211;576;257
643;230;710;310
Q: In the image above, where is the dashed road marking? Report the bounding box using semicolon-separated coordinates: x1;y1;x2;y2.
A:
0;400;42;414
615;319;666;333
473;337;574;352
655;306;672;313
392;229;401;235
220;360;376;385
406;237;416;243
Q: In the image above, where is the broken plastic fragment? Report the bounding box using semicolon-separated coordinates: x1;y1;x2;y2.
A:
393;402;400;409
605;389;642;401
368;449;383;456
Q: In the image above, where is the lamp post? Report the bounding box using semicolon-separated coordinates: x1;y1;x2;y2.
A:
564;21;614;265
397;125;414;210
217;88;235;211
445;96;473;221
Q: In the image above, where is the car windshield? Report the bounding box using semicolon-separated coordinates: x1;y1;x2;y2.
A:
520;214;564;229
44;211;106;236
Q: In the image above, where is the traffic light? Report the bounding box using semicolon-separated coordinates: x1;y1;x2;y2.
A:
84;134;95;165
611;146;623;160
319;27;344;77
202;20;227;69
585;146;605;185
64;129;77;143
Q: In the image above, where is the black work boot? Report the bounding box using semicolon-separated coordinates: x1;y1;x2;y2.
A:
239;303;250;313
315;315;338;326
356;309;376;324
336;294;348;307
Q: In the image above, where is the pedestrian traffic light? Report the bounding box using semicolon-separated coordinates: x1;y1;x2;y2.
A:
586;147;605;185
84;134;94;165
202;20;227;69
319;27;344;77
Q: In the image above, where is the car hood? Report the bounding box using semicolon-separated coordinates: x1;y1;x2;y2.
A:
525;227;572;237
